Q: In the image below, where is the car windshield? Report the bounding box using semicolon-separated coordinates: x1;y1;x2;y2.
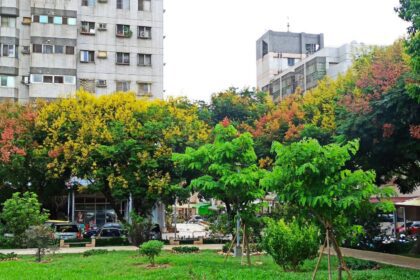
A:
101;229;120;237
56;225;78;233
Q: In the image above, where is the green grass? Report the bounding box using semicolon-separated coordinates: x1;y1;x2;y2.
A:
0;250;418;280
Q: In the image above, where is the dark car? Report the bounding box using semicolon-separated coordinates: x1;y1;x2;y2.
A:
149;224;161;240
97;227;125;239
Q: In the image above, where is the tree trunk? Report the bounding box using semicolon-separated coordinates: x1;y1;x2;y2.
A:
102;182;125;222
329;232;352;280
245;226;251;266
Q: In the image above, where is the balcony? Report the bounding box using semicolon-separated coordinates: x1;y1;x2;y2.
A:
0;87;18;99
0;27;19;39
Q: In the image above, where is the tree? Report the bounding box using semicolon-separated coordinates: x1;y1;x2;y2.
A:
262;139;393;278
139;240;164;267
36;91;209;220
208;88;274;127
395;0;420;102
25;225;57;262
337;42;420;193
173;120;265;265
0;192;49;246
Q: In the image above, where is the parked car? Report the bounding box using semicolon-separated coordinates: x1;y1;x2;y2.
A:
45;221;79;240
149;224;161;240
188;215;204;224
96;227;125;239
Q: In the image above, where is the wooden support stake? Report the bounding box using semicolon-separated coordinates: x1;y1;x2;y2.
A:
312;239;327;280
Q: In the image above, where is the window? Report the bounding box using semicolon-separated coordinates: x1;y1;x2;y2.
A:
1;16;16;28
138;54;151;66
31;74;43;83
66;46;75;55
116;81;130;92
54;76;64;83
137;82;152;96
32;15;39;23
305;44;318;54
287;58;295;66
138;0;151;11
53;16;63;24
64;76;76;84
39;15;48;24
67;18;77;25
82;0;96;6
80;50;95;62
137;26;151;39
81;21;95;34
22;46;30;54
116;24;131;37
262;41;268;57
48;16;54;24
0;76;15;87
116;52;130;65
43;45;54;54
43;76;53;83
55;45;64;54
33;44;42;53
1;44;16;57
117;0;130;9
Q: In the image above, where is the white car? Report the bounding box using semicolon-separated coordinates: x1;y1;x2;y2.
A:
46;221;79;240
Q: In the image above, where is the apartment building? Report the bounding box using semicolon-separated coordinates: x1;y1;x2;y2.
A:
256;30;359;102
0;0;164;102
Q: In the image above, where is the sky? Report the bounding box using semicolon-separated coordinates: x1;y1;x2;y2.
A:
163;0;409;102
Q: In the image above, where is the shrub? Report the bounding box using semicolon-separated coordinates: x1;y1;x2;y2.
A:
24;225;57;262
261;218;319;271
0;252;17;261
83;249;108;257
0;192;49;246
345;258;379;270
172;246;199;253
125;213;151;246
139;240;164;266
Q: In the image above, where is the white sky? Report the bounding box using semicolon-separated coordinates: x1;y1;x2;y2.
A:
163;0;409;102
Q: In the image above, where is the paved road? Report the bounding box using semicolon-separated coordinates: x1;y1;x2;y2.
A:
325;247;420;270
0;244;223;256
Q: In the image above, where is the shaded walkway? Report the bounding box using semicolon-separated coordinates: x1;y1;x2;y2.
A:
325;247;420;270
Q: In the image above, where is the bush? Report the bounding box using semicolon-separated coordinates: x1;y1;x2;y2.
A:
222;242;233;253
95;237;130;247
345;258;380;270
139;240;164;266
172;246;199;253
0;192;49;246
83;249;108;257
0;252;17;261
261;218;319;271
125;213;151;246
24;225;57;262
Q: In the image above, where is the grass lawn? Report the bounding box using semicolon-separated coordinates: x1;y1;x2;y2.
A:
0;250;419;280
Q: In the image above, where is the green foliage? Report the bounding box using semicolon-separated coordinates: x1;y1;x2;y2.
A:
0;192;49;246
124;213;151;246
209;88;273;127
0;252;17;261
24;225;57;262
345;258;379;270
172;246;199;253
173;123;265;222
139;240;164;266
261;218;319;271
82;249;109;257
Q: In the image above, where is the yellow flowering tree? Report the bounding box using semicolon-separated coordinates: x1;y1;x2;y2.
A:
36;90;209;220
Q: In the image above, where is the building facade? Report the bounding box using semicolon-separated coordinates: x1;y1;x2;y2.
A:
256;31;324;91
0;0;163;102
256;30;360;102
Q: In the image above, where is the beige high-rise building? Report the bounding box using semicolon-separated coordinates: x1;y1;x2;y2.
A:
0;0;164;102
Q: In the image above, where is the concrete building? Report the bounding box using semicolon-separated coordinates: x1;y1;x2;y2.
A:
0;0;164;102
256;31;324;91
256;30;359;102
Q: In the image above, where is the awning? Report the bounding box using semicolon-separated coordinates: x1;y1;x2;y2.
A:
396;197;420;206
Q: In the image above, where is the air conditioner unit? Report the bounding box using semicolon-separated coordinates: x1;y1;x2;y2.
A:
21;46;30;54
96;80;107;87
21;76;30;85
98;23;107;31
